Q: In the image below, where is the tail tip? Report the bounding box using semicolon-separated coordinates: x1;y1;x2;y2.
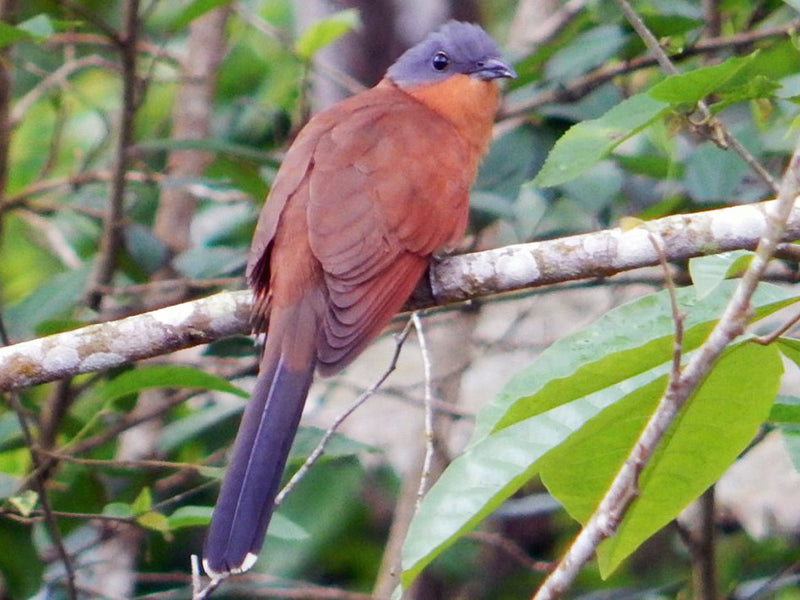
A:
202;552;259;580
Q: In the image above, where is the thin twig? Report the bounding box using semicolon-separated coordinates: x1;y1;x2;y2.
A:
10;55;116;127
2;507;135;524
3;393;78;599
37;449;208;472
465;531;553;574
192;554;221;600
676;488;718;600
87;0;140;310
754;303;800;344
165;568;377;600
193;325;414;599
411;312;436;509
646;229;685;376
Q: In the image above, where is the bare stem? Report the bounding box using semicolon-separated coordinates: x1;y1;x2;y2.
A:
412;312;436;509
87;0;140;310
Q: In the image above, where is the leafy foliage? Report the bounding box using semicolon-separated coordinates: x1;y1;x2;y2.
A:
1;0;800;599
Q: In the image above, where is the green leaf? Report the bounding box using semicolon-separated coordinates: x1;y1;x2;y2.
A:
91;365;248;406
535;53;766;189
289;426;381;462
295;9;361;61
7;490;38;517
174;245;246;278
131;487;152;515
711;75;781;112
102;502;134;519
158;399;246;454
70;366;246;451
164;505;308;539
124;224;169;275
268;512;310;541
534;93;669;187
0;22;34;50
779;427;800;471
17;14;54;38
401;283;798;589
476;282;797;439
688;251;753;299
0;520;44;598
596;341;781;575
775;337;800;374
683;142;751;204
512;182;548;241
649;53;758;104
167;505;213;529
0;473;20;500
783;0;800;14
168;0;231;31
137;511;171;533
614;154;679;179
769;395;800;424
4;265;92;340
642;13;704;38
536;376;665;523
0;14;54;50
401;373;651;587
545;25;627;82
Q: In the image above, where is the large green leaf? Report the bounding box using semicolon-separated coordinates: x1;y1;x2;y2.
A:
68;365;247;443
90;365;248;405
648;53;758;104
769;395;800;424
540;341;782;576
534;93;669;187
400;368;668;587
476;281;797;439
402;282;798;589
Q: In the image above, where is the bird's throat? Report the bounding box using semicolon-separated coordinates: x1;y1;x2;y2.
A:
403;74;499;165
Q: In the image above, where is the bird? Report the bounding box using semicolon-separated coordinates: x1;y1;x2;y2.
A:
202;20;516;578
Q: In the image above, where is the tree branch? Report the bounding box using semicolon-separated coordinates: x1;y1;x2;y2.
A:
1;199;799;391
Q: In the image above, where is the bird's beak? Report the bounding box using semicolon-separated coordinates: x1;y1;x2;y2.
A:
470;57;517;81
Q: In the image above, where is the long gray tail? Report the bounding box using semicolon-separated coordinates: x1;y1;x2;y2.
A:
202;345;315;577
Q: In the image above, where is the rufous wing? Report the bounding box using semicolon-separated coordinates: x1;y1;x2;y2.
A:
307;85;473;373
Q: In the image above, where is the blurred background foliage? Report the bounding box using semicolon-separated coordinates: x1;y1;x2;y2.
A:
0;0;800;599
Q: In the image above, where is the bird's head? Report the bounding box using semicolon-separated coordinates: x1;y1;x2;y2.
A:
386;20;516;89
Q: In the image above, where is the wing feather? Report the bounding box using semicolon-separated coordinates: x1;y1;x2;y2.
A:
308;85;473;372
247;82;475;373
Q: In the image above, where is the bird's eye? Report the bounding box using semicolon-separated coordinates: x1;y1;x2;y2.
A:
431;51;449;71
